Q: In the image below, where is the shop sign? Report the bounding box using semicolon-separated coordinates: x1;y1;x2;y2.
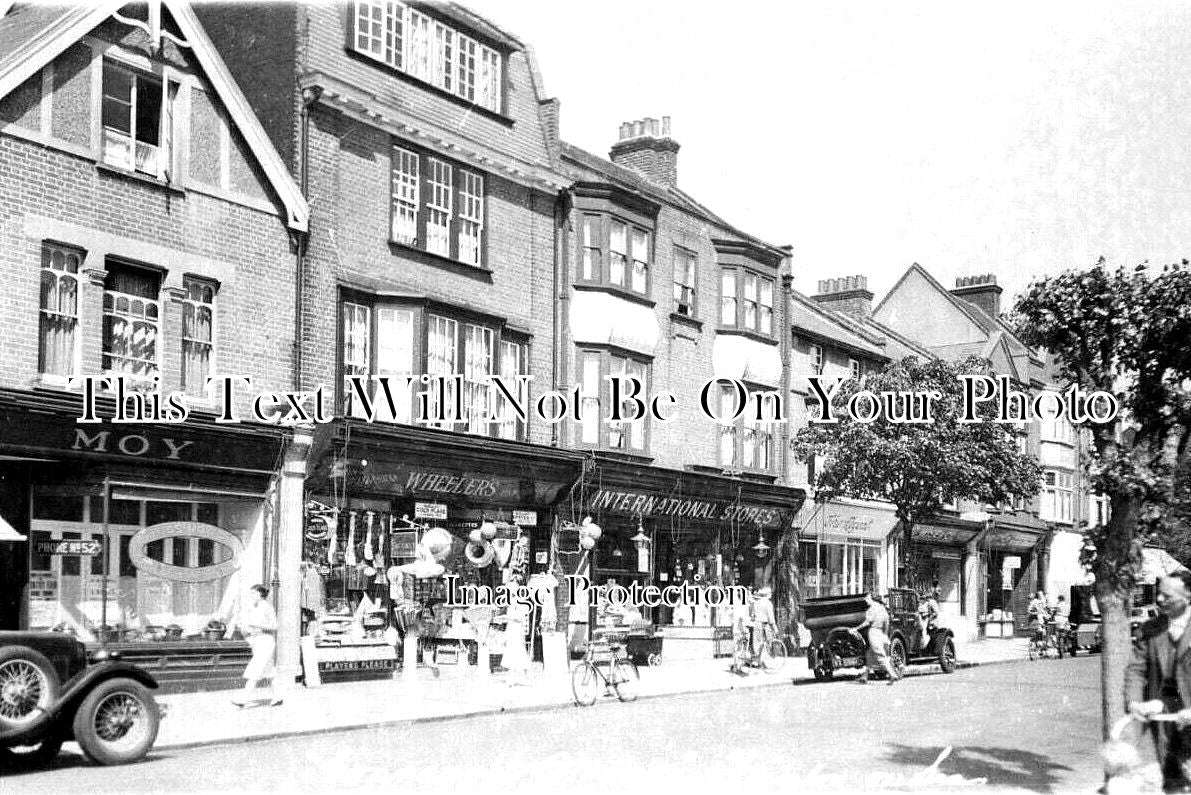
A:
314;643;398;673
931;550;962;560
587;488;783;528
512;510;538;526
349;464;531;503
986;529;1042;552
414;502;448;520
391;531;417;558
0;407;282;472
34;539;102;556
912;524;979;547
535;551;548;565
813;502;899;542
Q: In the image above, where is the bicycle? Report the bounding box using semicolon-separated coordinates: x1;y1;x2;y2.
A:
571;630;640;707
734;625;787;673
1027;619;1064;660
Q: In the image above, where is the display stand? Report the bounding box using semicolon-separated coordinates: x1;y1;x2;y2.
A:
541;630;567;674
402;628;420;681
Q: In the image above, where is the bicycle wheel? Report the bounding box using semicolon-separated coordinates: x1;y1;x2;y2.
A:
611;659;639;703
571;662;599;707
761;640;787;673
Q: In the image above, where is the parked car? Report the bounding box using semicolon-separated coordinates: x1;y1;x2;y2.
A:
0;631;161;767
801;589;957;680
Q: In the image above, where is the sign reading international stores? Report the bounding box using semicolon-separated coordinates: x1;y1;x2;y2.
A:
587;488;785;528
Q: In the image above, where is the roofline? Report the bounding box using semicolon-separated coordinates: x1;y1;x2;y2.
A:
0;1;309;234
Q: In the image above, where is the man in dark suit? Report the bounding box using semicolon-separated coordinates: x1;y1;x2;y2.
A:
1126;569;1191;792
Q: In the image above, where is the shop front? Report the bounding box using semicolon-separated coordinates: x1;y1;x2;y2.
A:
901;519;983;628
979;517;1048;636
564;457;803;661
796;498;897;599
299;420;585;684
0;388;296;693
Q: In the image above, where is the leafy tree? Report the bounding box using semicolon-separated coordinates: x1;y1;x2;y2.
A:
792;355;1042;590
1013;261;1191;740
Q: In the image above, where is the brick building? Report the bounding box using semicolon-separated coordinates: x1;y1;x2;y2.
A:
197;1;588;680
554;117;805;657
0;0;309;690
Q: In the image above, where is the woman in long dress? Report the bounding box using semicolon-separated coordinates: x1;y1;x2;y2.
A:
233;584;283;707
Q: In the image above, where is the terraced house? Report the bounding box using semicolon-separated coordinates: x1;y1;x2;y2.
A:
0;0;310;691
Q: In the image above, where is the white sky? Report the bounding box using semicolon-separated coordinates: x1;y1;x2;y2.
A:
470;0;1191;306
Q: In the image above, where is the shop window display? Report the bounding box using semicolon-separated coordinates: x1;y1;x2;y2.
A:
300;504;541;676
28;485;261;643
798;538;879;597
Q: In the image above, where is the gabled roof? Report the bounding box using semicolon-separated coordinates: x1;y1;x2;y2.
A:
0;0;308;232
855;316;936;360
559;141;788;260
790;290;886;360
874;263;1034;352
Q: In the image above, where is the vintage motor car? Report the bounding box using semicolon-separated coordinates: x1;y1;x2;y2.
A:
0;631;161;767
801;588;957;680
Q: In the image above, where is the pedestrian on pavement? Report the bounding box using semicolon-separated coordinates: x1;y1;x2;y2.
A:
752;586;777;658
1127;570;1191;791
233;584;283;707
852;591;899;686
730;589;754;676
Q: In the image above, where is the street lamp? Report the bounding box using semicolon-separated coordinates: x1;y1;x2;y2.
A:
753;530;770;559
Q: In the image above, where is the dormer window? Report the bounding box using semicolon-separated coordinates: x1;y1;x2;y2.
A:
353;1;503;113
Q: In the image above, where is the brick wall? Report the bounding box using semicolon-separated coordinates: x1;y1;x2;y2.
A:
0;134;297;421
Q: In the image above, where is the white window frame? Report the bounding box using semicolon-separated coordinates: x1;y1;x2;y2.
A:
38;243;82;382
811;344;824;375
463;323;494;434
425;157;453;257
721;267;774;334
848;358;860;381
1041;470;1074;523
352;1;503;113
457;170;484;266
100;57;181;182
102;263;161;386
673;247;696;317
181;276;217;395
342;302;372;418
391;146;419;245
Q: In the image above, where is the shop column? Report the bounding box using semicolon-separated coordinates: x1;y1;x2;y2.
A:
276;425;313;688
962;545;982;640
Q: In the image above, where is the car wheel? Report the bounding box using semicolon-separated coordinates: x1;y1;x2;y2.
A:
0;647;61;732
72;678;160;766
938;638;957;674
889;638;907;679
0;737;65;769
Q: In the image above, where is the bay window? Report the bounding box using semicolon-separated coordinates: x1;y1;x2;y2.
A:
39;243;82;379
390;143;486;267
720;267;774;335
1041;470;1074;523
717;384;775;472
576;212;652;296
339;298;526;439
576;349;650;452
352;0;504;113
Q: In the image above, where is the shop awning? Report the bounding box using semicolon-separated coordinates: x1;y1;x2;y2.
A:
1141;547;1188;583
911;522;982;548
799;499;898;542
0;512;26;542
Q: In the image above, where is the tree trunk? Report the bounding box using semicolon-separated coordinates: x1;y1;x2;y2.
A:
1095;496;1140;741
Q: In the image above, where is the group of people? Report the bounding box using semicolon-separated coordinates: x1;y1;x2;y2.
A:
730;585;777;675
1026;589;1071;644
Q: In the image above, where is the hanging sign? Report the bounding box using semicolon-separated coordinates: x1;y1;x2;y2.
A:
512;510;538;526
390;531;417;558
414;502;448;520
637;547;650;574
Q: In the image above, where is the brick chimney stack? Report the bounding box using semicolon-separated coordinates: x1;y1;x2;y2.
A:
812;275;873;317
609;116;680;188
951;274;1003;318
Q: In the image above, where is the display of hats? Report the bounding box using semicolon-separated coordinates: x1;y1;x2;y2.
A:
465;540;495;567
468;528;484;545
479;521;498;541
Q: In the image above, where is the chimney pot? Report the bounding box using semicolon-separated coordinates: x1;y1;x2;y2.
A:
662;116;671;136
619;122;632;140
609;114;681;187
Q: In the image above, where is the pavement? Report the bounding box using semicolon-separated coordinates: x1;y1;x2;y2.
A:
147;636;1035;751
